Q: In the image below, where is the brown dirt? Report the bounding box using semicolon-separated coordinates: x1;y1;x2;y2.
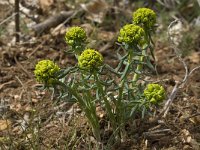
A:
0;1;200;149
0;31;199;149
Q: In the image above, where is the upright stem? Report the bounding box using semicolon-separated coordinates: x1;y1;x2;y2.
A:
132;32;153;84
132;53;145;83
15;0;20;42
117;79;126;141
94;73;116;130
81;74;101;141
57;80;101;141
128;50;133;63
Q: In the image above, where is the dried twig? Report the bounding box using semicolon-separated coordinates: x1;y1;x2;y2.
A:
15;75;26;89
0;80;16;92
32;10;75;35
143;128;172;140
188;66;200;76
149;19;200;123
27;40;46;58
161;19;200;118
185;112;200;120
14;56;32;78
15;0;20;42
161;20;188;118
51;9;82;34
162;82;180;117
15;75;26;100
0;13;18;26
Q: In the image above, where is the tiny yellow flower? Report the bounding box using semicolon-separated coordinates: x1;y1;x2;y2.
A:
78;49;103;72
118;24;145;46
144;84;166;104
133;8;156;30
65;26;87;47
34;60;60;84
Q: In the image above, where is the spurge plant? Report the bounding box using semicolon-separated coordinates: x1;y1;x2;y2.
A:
34;8;166;144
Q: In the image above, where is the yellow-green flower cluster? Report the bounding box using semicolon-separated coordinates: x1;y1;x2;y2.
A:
144;84;166;104
65;26;87;47
34;60;60;84
118;24;145;45
78;49;103;72
133;8;156;30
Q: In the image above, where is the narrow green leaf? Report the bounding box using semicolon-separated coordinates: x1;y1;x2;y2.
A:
120;63;130;80
145;56;155;70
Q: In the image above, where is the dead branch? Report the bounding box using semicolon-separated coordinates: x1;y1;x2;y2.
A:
162;19;200;118
15;0;20;42
14;56;32;78
27;40;46;58
162;82;180;117
143;128;171;138
31;10;78;35
188;66;200;76
149;19;200;124
0;80;17;92
0;13;17;26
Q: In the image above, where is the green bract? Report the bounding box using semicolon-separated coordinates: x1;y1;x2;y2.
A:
133;8;156;30
78;49;103;72
144;84;166;104
65;26;87;47
118;24;145;46
34;60;60;84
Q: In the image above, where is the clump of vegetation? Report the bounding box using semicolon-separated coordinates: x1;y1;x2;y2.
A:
34;60;60;85
144;83;166;104
133;8;156;31
34;8;166;146
65;26;87;54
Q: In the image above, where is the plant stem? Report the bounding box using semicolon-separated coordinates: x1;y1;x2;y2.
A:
117;80;126;141
81;75;101;141
94;73;117;130
57;80;101;141
132;49;145;84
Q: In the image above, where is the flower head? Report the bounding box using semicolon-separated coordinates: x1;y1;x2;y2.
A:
118;24;145;46
34;60;60;84
144;84;166;104
133;8;156;30
65;26;87;48
78;49;103;72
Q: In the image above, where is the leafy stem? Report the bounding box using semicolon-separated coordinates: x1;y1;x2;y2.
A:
93;73;117;131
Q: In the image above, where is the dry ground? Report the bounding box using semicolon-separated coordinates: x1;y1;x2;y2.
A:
0;0;200;149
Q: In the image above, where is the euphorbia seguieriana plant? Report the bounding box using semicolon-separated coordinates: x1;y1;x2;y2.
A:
34;8;166;142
